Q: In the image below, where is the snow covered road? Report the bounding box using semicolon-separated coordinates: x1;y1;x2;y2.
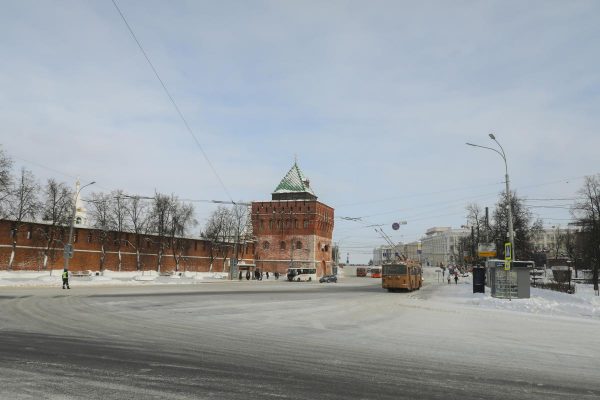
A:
1;273;599;399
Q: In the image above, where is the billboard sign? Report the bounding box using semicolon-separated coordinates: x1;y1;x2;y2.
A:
478;243;496;258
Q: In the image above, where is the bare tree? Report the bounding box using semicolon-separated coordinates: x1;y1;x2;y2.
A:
231;204;250;262
149;193;174;273
466;203;484;237
551;225;565;260
0;147;13;218
168;201;196;272
38;179;73;270
88;192;114;271
202;206;233;272
572;175;600;295
7;168;40;270
111;190;130;271
124;196;149;271
563;228;582;277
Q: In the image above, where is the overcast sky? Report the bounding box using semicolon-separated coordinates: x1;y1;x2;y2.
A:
1;0;599;262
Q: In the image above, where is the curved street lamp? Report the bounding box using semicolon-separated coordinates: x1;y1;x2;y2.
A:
63;181;95;272
466;134;515;259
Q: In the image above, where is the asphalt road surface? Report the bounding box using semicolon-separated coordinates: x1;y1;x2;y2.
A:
1;277;599;399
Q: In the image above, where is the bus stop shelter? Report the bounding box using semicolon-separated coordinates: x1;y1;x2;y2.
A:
485;260;534;299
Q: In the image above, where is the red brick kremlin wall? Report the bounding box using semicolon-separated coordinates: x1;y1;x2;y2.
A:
0;219;255;272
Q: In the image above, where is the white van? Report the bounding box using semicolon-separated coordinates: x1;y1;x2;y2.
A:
287;267;317;282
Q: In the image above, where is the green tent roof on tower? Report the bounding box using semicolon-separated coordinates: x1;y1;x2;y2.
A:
272;162;317;201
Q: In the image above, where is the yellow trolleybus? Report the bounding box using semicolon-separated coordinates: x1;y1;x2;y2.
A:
382;261;422;292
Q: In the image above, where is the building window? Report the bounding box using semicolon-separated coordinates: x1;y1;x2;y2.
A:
269;220;273;230
75;217;82;225
280;241;286;250
296;241;302;250
27;230;32;240
303;220;308;228
324;244;329;252
263;241;270;250
194;241;198;251
87;232;93;243
260;220;264;230
294;219;298;229
73;231;78;243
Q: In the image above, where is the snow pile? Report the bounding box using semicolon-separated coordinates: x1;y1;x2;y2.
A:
0;269;229;287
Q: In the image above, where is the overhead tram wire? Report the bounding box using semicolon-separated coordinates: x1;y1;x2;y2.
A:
335;179;505;208
110;0;234;204
116;193;251;206
334;172;596;210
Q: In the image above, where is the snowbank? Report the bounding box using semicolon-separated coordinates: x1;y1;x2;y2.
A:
0;269;229;287
422;266;600;319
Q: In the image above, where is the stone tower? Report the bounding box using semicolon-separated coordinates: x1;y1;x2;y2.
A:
251;162;334;276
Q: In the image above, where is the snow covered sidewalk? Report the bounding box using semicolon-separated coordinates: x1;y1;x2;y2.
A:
422;267;600;320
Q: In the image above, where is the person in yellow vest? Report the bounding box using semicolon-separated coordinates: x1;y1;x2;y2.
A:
62;269;70;289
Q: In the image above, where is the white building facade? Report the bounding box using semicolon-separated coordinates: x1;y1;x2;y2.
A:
420;227;469;267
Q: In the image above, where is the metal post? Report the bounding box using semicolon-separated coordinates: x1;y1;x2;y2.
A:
466;134;515;300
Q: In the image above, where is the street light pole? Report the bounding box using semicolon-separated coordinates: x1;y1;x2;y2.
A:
467;134;515;301
63;181;95;272
466;134;515;258
489;133;515;257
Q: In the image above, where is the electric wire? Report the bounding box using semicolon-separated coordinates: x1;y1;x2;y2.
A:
110;0;234;203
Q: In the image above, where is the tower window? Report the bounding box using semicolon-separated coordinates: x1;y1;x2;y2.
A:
280;241;286;250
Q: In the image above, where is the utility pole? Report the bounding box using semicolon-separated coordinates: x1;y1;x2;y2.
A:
471;226;475;262
467;134;515;300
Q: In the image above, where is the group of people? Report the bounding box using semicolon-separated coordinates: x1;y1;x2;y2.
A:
238;269;279;281
440;263;464;285
447;273;459;285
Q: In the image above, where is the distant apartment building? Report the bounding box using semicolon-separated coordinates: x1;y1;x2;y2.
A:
420;227;469;266
532;227;577;256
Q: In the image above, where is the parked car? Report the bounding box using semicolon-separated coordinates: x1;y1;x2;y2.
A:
319;275;337;283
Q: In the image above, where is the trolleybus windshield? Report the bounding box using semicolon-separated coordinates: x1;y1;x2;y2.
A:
383;264;407;275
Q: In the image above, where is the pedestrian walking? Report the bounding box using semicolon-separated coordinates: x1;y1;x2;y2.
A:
447;276;451;285
266;271;269;280
238;271;243;280
246;271;250;280
454;274;458;284
62;269;70;289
